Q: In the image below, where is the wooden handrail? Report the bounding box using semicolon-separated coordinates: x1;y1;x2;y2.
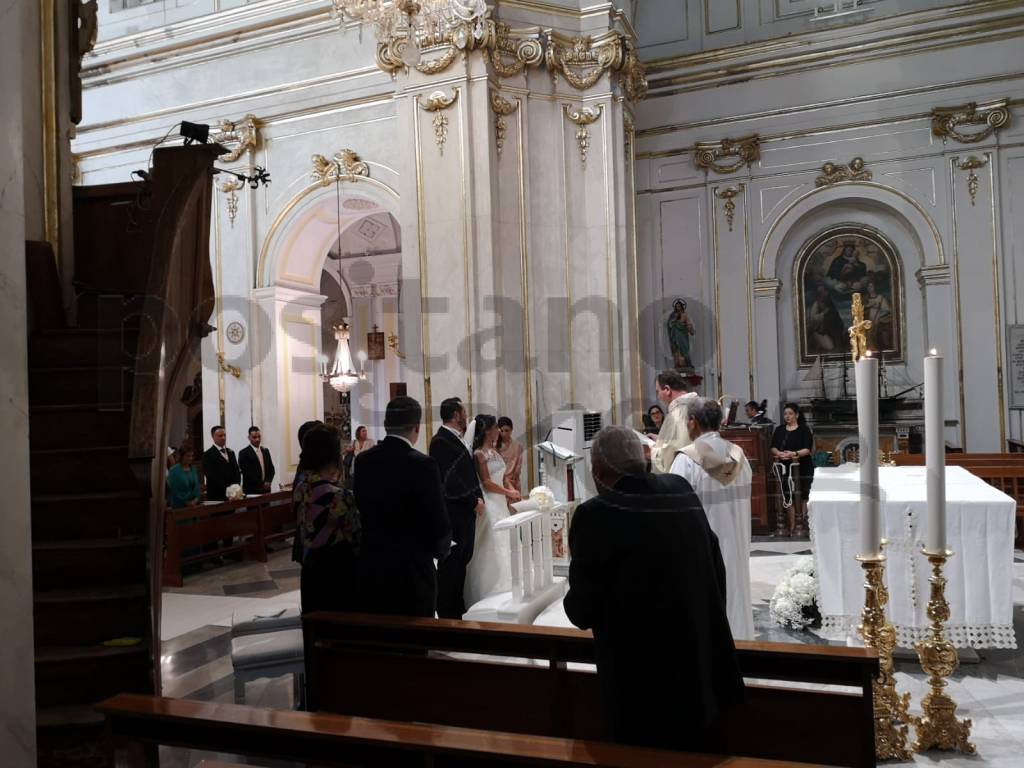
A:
167;490;291;516
97;694;827;768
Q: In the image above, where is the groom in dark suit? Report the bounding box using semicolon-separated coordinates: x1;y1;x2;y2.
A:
201;424;241;501
355;396;452;617
430;397;484;619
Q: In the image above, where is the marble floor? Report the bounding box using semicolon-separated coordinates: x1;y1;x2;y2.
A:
158;538;1024;767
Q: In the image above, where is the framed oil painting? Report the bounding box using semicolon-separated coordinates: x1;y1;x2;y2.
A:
795;224;903;366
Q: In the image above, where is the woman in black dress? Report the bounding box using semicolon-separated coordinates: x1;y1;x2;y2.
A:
297;426;361;613
770;403;815;538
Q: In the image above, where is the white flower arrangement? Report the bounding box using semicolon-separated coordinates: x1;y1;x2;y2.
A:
769;555;822;631
528;485;556;510
225;484;245;501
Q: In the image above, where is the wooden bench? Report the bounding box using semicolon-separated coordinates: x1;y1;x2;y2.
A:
892;454;1024;546
162;491;294;587
97;693;826;768
302;612;878;768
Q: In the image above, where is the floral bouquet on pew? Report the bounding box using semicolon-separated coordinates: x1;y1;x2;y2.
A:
769;556;822;631
226;484;245;501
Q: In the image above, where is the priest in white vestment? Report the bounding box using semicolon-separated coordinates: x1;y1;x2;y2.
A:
649;369;700;474
670;398;755;640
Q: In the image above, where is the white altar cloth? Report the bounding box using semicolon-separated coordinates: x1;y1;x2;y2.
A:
809;465;1017;649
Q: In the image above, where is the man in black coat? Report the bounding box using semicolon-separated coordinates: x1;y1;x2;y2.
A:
354;396;452;618
238;425;276;494
429;397;485;619
201;424;241;501
564;425;744;752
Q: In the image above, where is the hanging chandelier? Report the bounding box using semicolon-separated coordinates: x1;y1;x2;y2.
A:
332;0;488;65
323;322;365;393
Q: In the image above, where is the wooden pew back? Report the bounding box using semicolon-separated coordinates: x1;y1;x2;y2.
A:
302;613;877;768
97;693;825;768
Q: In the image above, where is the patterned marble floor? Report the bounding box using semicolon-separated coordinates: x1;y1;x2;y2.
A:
158;537;1024;767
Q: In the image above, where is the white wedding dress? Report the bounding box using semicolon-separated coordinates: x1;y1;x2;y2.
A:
464;449;513;608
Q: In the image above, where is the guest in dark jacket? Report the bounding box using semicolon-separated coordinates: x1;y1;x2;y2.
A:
290;420;324;564
354;396;452;617
296;426;361;613
564;425;744;752
201;425;241;501
430;397;484;619
238;425;276;494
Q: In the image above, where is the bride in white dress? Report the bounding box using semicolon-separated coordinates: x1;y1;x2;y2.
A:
463;414;523;608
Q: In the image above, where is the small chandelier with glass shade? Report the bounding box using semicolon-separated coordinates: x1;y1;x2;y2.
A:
331;0;488;66
322;322;366;393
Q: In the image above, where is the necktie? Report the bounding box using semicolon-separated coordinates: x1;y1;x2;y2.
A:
221;448;229;461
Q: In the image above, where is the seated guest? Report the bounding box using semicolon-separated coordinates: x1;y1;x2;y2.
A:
564;426;743;751
290;420;324;564
201;425;240;501
166;443;201;508
355;396;452;617
643;404;665;436
239;425;276;495
671;400;755;640
296;426;361;613
744;399;772;425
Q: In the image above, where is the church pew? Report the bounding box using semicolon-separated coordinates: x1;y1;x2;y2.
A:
162;491;293;587
97;693;826;768
302;612;878;768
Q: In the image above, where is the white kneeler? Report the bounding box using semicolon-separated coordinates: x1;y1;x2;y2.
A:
462;506;566;624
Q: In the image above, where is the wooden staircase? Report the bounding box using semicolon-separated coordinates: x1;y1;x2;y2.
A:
27;145;223;767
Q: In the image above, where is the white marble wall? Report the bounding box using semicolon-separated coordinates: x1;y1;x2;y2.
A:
0;1;38;763
635;2;1024;450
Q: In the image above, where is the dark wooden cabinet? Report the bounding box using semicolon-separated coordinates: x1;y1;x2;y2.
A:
722;426;775;535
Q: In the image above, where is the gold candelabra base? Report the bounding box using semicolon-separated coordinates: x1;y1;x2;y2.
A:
912;549;975;754
857;550;912;761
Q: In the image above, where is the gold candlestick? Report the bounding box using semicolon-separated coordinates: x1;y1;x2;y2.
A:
912;549;975;754
857;549;912;761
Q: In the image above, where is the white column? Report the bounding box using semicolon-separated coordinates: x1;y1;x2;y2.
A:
919;266;963;450
0;1;37;761
531;518;545;590
509;529;523;602
753;279;783;419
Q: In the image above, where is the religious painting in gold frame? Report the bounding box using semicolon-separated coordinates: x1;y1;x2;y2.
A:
795;224;903;366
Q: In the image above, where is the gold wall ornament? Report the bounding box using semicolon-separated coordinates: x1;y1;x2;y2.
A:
857;551;913;761
931;98;1010;144
546;30;625;91
490;91;518;158
618;39;648;102
216;351;241;379
387;332;405;359
848;292;873;363
419;89;459;156
219;178;244;228
212;114;260;163
693;135;760;174
563;103;603;168
489;22;544;77
912;549;976;755
714;185;743;232
815;156;872;187
955;155;988;206
311;149;370;184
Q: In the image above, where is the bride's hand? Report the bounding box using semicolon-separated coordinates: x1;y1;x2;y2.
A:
506;489;522;502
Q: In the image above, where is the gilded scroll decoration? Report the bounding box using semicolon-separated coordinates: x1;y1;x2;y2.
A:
931;99;1010;144
311;149;370;184
547;31;624;91
419;89;459;156
219;178;244;227
213;114;260;163
714;185;743;232
489;22;544;77
955;156;988;206
619;39;648;102
693;135;760;174
564;103;603;168
490;91;519;158
815;157;872;187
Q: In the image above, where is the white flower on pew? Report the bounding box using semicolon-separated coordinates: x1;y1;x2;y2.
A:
769;556;821;631
226;484;245;501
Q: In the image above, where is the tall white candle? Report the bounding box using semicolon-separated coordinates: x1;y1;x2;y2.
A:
924;350;946;552
856;355;881;557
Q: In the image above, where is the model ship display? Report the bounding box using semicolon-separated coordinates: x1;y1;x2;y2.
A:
805;354;923;422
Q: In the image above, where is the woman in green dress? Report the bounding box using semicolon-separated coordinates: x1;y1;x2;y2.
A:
167;444;201;508
667;299;695;369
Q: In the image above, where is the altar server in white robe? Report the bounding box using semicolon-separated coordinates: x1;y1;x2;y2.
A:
670;398;755;640
649;369;700;474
